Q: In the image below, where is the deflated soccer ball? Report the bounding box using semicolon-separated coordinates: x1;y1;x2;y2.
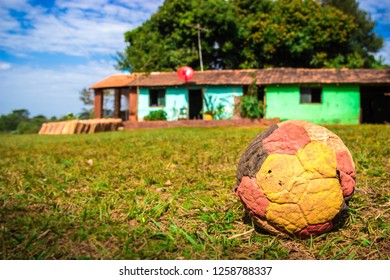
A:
236;120;355;238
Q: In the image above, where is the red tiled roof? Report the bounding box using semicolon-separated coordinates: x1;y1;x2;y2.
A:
89;68;390;89
89;74;136;89
129;70;255;86
253;68;390;85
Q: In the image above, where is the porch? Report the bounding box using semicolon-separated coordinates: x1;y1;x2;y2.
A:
93;87;138;121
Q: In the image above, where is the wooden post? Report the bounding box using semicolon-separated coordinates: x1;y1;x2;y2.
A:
94;89;103;119
128;87;138;121
114;88;121;118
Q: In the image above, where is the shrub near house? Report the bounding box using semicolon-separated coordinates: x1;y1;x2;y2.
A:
144;110;168;121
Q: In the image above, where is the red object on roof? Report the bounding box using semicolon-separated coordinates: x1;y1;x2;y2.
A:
177;66;195;81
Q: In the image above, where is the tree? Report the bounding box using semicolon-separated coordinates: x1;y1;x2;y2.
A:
116;0;241;72
79;88;94;119
239;0;362;68
0;110;51;134
115;0;385;71
321;0;384;68
233;0;272;15
79;88;93;106
0;109;30;132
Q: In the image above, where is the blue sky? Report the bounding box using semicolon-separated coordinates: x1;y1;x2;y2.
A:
0;0;389;118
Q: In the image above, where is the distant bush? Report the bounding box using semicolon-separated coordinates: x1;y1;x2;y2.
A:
236;74;264;119
239;95;264;119
144;110;167;121
0;109;87;134
16;116;47;134
0;109;30;133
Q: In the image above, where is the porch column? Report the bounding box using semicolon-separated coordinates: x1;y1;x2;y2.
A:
113;88;121;118
128;87;138;121
94;89;103;119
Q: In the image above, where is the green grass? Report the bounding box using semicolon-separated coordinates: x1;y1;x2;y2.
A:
0;125;389;260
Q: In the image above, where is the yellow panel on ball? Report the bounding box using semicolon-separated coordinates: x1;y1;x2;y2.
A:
296;141;337;179
265;203;307;234
299;178;343;225
256;153;307;204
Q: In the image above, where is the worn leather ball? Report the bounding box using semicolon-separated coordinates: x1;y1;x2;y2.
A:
236;120;355;238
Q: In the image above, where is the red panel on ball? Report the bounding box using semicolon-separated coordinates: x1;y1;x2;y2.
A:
336;151;356;197
262;123;311;155
236;176;269;218
297;222;333;238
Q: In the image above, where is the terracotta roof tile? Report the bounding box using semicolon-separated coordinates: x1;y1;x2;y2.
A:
253;68;390;85
90;68;390;89
125;70;251;87
89;74;135;89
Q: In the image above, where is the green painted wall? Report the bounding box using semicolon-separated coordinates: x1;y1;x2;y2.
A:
138;85;242;120
265;84;360;124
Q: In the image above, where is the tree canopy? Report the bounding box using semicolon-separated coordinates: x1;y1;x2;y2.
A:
322;0;384;67
115;0;385;71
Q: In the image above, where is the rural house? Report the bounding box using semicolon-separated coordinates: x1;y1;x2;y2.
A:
89;68;390;125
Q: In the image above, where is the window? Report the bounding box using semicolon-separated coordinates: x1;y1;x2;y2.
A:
149;89;166;107
300;87;322;103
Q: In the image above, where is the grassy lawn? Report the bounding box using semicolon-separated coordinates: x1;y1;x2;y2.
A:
0;125;389;260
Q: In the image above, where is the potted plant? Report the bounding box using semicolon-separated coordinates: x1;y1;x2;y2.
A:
202;95;225;120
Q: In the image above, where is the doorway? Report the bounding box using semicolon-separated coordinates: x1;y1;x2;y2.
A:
188;89;203;119
360;86;390;123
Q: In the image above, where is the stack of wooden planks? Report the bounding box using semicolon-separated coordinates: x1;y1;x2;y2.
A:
38;118;122;135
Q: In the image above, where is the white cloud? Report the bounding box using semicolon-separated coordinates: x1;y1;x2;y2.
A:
375;40;390;65
0;62;11;70
0;7;21;31
0;60;119;117
0;0;164;118
0;0;164;57
0;0;30;10
357;0;390;22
